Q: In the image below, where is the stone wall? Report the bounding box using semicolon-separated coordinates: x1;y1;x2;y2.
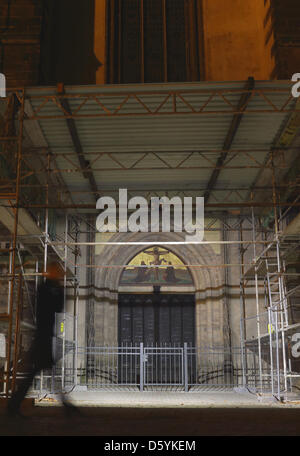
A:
92;229;226;349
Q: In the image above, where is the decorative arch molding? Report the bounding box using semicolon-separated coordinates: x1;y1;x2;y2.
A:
93;232;226;348
95;232;223;299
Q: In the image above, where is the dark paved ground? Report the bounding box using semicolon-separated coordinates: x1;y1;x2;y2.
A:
1;405;300;436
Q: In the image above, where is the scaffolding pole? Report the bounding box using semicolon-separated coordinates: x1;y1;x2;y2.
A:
239;221;247;388
251;208;263;393
5;90;25;397
0;85;299;399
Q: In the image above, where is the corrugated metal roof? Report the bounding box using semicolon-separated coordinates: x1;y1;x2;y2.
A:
23;80;297;207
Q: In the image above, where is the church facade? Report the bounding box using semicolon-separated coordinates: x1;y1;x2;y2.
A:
0;0;300;394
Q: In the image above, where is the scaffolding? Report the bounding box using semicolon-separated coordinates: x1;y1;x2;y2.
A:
239;201;300;400
0;89;80;396
0;82;300;399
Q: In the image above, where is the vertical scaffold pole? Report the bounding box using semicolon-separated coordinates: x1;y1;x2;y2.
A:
252;207;263;393
41;153;51;393
239;219;247;387
52;313;56;394
6;90;25;397
140;343;144;392
64;213;68;313
268;307;274;396
11;274;23;393
73;219;79;387
62;214;68;391
184;342;188;392
271;152;283;399
277;243;288;396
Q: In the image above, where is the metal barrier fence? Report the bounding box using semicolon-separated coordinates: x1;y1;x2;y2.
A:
25;341;299;394
72;344;280;392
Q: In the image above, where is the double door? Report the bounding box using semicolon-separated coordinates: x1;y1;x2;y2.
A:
118;293;195;384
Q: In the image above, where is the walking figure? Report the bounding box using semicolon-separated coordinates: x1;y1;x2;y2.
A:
7;261;77;418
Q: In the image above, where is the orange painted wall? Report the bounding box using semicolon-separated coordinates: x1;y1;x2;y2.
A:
94;0;107;84
40;0;281;85
202;0;276;81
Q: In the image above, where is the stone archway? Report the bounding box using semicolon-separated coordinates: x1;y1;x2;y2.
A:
118;246;196;347
93;231;227;349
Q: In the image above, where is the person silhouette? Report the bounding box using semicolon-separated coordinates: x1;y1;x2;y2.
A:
163;262;179;283
6;261;77;418
134;261;150;283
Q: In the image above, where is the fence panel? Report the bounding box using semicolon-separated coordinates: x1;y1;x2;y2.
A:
28;342;284;393
143;347;183;386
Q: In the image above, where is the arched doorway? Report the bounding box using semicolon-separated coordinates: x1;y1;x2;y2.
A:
117;246;196;384
118;246;195;347
92;233;227;388
93;231;225;349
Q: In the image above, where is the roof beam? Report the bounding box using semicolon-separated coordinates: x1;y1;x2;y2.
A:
203;77;255;203
57;83;99;202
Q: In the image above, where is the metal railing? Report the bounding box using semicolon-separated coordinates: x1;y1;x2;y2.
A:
14;340;297;394
65;343;278;392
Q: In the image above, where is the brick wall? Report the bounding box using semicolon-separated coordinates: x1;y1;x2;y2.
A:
271;0;300;78
0;0;43;88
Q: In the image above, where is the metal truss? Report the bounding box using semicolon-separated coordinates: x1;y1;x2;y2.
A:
17;149;289;173
18;86;299;120
1;83;300;401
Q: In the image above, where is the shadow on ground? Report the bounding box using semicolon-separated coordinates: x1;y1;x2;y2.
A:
1;406;300;436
